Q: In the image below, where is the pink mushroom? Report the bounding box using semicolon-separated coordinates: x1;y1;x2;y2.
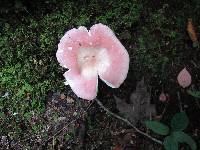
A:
56;23;129;100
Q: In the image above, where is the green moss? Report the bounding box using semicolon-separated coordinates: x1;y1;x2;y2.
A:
96;1;141;31
0;2;73;139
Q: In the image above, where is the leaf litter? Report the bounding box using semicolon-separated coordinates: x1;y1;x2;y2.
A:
115;78;156;125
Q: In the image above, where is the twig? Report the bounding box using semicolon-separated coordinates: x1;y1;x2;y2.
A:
177;91;183;112
95;98;163;145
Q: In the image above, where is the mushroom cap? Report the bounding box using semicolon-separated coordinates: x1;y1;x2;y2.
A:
56;23;129;100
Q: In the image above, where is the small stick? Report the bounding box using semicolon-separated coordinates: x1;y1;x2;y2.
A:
177;91;183;112
95;98;163;145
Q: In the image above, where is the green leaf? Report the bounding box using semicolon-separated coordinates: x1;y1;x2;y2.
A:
192;41;199;48
145;120;169;135
164;135;178;150
187;90;200;99
173;131;197;150
171;112;189;131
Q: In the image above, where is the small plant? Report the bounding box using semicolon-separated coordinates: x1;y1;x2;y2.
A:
145;112;197;150
187;90;200;99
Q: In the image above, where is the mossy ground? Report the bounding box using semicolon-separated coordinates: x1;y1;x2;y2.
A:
0;0;200;149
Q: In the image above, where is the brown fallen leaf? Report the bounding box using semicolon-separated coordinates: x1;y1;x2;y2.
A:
115;78;156;125
187;18;198;43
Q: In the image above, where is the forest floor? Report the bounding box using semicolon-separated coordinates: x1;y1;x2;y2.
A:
0;0;200;149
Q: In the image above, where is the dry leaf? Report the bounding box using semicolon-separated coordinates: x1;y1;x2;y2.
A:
115;78;156;125
177;68;192;88
187;18;198;43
